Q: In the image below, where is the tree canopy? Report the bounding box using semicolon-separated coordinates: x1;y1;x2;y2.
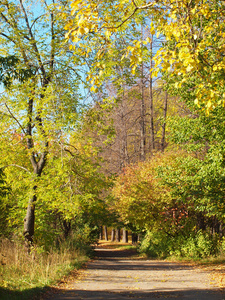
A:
65;0;225;112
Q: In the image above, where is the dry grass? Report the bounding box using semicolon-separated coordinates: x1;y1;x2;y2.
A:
0;239;88;299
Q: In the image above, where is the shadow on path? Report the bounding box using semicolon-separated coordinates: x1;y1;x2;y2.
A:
94;248;137;259
46;288;225;300
45;248;225;300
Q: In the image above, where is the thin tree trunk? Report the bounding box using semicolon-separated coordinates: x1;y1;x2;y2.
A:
116;228;121;242
120;86;130;170
149;34;155;152
132;232;138;244
62;220;71;239
99;226;103;240
161;92;168;152
104;225;108;241
140;26;146;161
140;61;146;161
122;228;128;243
111;229;115;242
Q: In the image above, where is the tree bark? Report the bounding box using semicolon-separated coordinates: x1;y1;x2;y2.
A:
62;220;71;239
140;59;146;161
122;228;128;243
116;228;121;242
161;92;168;152
149;34;155;152
132;232;138;244
23;193;36;248
111;229;115;242
104;225;108;241
99;226;103;240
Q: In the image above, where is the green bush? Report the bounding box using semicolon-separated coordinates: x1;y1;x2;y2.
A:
177;230;218;259
139;230;173;258
139;229;219;259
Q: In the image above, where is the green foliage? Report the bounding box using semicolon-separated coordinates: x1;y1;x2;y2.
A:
139;230;173;258
0;130;110;249
0;170;11;237
139;230;219;259
112;145;225;259
175;231;218;259
0;0;98;246
0;55;34;87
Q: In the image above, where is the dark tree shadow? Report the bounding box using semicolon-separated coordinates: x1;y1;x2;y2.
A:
44;287;225;300
0;286;48;300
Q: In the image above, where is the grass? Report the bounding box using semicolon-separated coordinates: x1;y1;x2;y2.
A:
0;239;89;300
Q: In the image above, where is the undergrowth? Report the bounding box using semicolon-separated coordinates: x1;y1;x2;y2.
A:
0;239;89;300
139;229;220;260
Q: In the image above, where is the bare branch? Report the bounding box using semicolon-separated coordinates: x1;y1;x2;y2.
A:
105;1;160;30
0;32;15;44
64;148;75;157
106;7;138;29
19;0;48;82
4;102;26;135
30;14;46;30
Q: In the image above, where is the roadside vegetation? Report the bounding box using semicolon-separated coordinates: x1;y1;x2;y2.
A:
0;239;89;300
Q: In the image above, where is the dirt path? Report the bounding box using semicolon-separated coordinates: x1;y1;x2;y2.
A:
45;247;225;300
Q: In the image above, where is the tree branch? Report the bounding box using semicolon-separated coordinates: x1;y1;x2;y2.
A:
19;0;48;82
4;102;26;135
105;1;160;30
0;32;15;44
1;164;31;174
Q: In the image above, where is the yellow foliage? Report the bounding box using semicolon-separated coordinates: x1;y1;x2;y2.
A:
65;0;225;110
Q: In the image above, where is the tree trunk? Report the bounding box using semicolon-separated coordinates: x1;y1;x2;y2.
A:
116;228;121;242
99;226;103;240
140;59;146;161
63;220;71;239
122;228;128;243
161;92;168;152
120;88;130;170
111;229;115;242
197;212;206;231
149;34;155;152
23;154;46;249
132;232;138;244
104;225;108;241
23;193;36;248
140;27;146;161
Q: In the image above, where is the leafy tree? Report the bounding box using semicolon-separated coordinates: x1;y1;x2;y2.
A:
155;0;225;112
0;0;81;246
112;152;174;233
65;0;225;111
166;105;225;225
0;55;34;87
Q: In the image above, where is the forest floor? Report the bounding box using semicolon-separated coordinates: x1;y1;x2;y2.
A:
42;242;225;300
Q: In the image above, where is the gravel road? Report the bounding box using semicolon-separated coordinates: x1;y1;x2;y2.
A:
46;247;225;300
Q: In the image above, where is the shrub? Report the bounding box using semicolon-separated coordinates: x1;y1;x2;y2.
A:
139;229;219;259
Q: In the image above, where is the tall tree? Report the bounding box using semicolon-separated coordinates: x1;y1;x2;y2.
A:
0;0;81;246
